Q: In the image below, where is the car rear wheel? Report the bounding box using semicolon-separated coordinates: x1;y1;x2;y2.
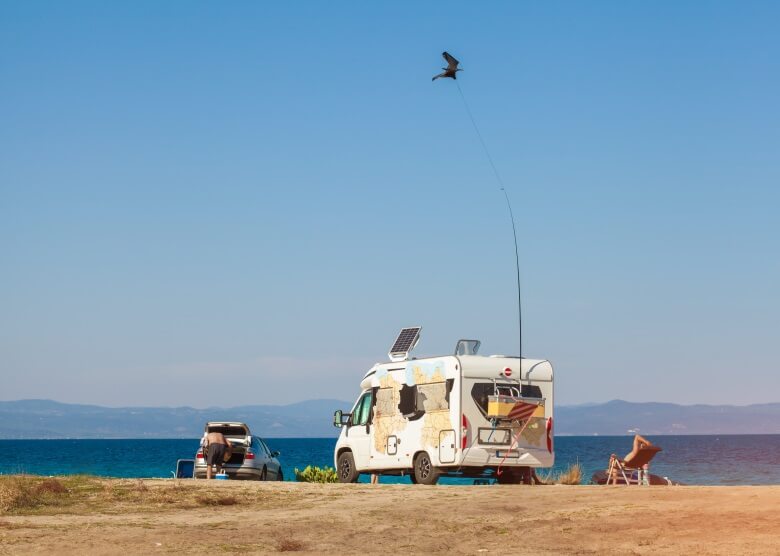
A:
260;466;267;481
413;452;439;485
337;451;359;483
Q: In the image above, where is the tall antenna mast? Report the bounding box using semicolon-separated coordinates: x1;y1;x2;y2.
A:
501;188;522;361
454;80;522;360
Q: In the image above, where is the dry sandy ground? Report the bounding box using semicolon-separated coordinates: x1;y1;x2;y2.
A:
1;479;779;555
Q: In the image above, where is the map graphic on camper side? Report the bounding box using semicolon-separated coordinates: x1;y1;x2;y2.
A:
370;363;456;453
373;370;407;453
406;360;446;386
520;417;546;446
405;362;453;448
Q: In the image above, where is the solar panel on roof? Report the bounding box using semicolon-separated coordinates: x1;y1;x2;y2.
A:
388;327;421;361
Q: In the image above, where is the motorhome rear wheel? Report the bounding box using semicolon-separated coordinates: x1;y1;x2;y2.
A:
414;452;440;485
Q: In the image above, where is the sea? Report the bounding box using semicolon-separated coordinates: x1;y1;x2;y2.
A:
1;435;779;485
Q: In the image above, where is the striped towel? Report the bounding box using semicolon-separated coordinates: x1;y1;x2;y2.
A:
507;401;539;422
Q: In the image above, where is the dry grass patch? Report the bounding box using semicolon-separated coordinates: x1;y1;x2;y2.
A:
195;495;239;506
541;463;583;485
277;538;306;552
1;476;305;516
0;476;72;513
35;478;68;495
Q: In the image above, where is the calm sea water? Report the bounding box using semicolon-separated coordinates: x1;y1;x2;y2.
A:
1;435;778;485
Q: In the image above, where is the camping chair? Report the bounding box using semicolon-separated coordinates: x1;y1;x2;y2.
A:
173;459;195;479
606;445;662;485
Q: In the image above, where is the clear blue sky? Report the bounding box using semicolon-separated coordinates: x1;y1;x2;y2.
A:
2;1;778;407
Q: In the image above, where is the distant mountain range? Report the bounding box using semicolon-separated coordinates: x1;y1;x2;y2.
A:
0;399;778;439
556;400;780;436
0;399;350;439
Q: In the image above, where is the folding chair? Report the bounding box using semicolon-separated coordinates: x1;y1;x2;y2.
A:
606;445;662;485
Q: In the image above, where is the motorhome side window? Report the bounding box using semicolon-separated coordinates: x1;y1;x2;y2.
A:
351;392;372;426
471;383;492;416
398;381;452;418
417;382;449;411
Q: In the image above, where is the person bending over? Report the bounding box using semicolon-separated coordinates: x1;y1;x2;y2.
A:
204;431;232;479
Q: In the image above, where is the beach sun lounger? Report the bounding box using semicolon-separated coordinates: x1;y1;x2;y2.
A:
606;445;662;485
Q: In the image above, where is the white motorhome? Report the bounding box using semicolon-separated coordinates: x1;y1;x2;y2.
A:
333;328;554;484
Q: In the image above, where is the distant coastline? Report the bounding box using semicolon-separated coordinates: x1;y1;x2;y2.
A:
1;398;779;439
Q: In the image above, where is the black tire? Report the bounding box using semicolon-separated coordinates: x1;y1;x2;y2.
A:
337;451;359;483
277;468;284;481
260;465;267;481
413;452;440;485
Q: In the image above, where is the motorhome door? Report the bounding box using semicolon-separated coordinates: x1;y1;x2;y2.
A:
347;391;373;470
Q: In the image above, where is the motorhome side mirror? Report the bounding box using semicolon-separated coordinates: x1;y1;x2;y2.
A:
333;410;350;428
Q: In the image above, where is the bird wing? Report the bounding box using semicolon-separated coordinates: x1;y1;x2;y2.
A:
432;71;445;81
442;51;460;69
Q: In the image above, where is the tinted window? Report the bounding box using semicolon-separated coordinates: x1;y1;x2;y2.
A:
522;384;543;399
398;385;420;418
207;425;247;437
470;382;544;416
351;392;372;426
259;438;271;455
398;380;453;420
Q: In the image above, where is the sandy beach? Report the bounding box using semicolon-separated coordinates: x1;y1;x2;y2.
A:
1;477;778;554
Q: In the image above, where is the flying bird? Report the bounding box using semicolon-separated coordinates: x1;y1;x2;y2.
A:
432;51;462;81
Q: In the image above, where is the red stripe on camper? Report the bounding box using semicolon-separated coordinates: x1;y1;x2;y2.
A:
507;401;538;422
546;417;553;453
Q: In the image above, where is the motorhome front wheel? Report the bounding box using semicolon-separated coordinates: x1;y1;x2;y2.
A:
337;452;359;483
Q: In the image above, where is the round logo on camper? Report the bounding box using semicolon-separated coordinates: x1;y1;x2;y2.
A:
503;367;512;377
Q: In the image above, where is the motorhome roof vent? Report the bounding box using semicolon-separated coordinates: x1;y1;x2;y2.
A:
455;339;481;356
388;326;421;362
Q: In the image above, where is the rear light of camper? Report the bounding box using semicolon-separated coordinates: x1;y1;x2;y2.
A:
503;367;512;377
196;453;204;459
245;451;255;460
461;414;470;449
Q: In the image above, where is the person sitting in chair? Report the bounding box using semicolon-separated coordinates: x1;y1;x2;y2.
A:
609;434;653;483
625;434;652;459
